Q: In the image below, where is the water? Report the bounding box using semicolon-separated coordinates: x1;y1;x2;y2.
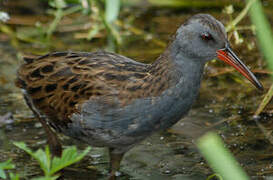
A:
0;1;273;179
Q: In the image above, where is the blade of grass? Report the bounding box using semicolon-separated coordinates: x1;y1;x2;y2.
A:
197;132;249;180
105;0;120;23
254;84;273;116
247;0;273;71
47;8;63;39
148;0;231;8
104;0;121;51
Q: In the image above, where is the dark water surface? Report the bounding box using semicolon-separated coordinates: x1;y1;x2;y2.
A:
0;1;273;179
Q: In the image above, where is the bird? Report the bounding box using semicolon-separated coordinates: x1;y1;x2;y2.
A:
15;14;263;179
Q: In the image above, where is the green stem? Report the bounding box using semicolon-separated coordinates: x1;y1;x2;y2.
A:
226;0;256;32
47;8;63;40
247;0;273;72
62;5;82;16
255;83;273;116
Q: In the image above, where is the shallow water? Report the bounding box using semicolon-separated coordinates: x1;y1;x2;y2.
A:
0;1;273;179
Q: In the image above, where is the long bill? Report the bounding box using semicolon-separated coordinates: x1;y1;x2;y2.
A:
217;45;264;91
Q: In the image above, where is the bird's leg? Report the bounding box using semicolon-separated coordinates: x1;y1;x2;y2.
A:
24;95;62;157
108;148;124;180
38;117;62;157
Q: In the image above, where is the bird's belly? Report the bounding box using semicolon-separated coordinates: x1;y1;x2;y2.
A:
63;84;198;149
61;98;163;148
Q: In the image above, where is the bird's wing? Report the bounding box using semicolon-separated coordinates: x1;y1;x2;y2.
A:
16;51;150;126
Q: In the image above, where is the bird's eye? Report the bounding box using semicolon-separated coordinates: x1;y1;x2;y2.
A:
201;32;213;41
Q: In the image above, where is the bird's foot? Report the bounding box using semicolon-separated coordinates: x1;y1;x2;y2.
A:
108;170;122;180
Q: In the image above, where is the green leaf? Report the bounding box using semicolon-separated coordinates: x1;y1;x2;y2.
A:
9;172;20;180
0;169;7;179
13;142;51;176
33;148;51;176
105;0;120;23
14;142;90;178
32;176;59;180
0;159;15;170
0;159;15;179
13;142;34;156
50;146;91;175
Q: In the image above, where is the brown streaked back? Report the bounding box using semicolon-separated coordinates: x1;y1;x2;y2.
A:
16;51;174;126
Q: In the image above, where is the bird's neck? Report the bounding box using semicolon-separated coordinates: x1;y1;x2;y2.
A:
149;40;205;92
146;40;206;129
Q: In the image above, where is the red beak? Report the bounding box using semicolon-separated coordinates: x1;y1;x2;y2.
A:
217;45;263;91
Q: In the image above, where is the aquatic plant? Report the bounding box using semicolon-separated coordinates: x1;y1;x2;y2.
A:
0;142;90;180
0;159;17;180
14;142;90;179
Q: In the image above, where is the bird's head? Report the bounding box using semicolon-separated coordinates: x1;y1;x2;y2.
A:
175;14;263;90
